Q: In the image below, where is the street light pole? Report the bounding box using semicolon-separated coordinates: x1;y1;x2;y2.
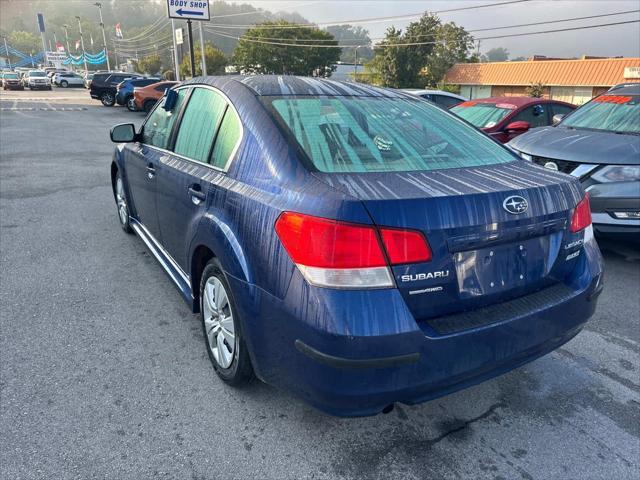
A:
3;37;11;70
198;21;206;76
94;2;111;70
186;19;196;78
75;16;88;73
62;24;71;55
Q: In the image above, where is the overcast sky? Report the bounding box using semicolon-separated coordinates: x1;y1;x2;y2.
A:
235;0;640;59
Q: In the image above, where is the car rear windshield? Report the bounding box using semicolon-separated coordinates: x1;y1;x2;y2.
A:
265;96;515;173
451;102;515;128
560;94;639;134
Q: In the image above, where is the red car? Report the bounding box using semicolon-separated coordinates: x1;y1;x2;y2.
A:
451;97;575;143
133;81;179;113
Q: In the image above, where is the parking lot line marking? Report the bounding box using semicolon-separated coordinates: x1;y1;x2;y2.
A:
0;107;88;111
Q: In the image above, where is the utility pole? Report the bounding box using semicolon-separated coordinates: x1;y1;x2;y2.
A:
477;40;481;62
198;21;206;76
3;37;11;70
186;19;196;78
353;45;360;80
94;2;111;70
171;19;180;81
62;24;71;55
75;16;88;73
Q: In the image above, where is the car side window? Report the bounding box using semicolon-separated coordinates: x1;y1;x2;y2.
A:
155;84;169;92
141;89;187;149
174;88;227;164
210;108;242;169
512;104;548;128
551;104;574;117
434;95;462;109
420;94;433;101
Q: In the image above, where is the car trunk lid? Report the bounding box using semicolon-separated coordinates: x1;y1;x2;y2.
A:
314;161;586;327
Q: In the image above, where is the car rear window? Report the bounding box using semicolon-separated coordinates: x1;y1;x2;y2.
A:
451;102;515;128
561;94;639;134
266;95;515;173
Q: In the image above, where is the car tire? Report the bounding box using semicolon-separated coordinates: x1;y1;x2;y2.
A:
101;92;115;107
48;86;52;91
200;258;254;386
126;96;137;112
60;80;68;88
143;99;156;114
114;171;133;234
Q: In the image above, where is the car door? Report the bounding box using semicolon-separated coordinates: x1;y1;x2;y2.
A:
124;90;188;241
503;104;549;141
155;86;230;271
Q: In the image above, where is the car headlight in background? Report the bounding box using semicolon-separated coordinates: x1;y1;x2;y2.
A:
591;165;640;183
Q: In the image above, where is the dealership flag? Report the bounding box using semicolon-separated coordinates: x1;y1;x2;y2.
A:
115;23;123;39
75;39;80;50
56;42;65;52
90;33;94;47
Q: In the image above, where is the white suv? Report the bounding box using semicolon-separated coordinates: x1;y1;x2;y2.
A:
23;70;52;90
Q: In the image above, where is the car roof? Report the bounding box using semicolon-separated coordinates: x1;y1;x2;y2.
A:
402;89;466;99
465;96;554;107
184;75;403;98
607;84;640;95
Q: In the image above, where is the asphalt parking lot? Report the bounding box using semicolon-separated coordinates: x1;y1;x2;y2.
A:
1;89;639;480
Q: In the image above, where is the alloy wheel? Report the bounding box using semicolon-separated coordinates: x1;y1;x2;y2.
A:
202;277;236;369
115;177;128;225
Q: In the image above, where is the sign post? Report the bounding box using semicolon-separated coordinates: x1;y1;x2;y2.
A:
37;13;48;66
166;1;211;78
171;19;180;81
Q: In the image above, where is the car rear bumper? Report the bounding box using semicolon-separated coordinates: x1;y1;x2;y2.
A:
228;239;603;417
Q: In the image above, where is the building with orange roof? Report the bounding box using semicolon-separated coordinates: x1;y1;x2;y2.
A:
443;56;640;105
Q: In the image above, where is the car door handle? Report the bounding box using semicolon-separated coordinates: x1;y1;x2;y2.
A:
146;164;156;179
188;185;206;204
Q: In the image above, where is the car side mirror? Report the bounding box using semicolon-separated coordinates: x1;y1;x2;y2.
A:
505;120;530;133
163;88;178;111
110;123;137;143
552;113;565;125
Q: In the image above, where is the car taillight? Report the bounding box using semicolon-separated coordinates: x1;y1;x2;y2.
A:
379;228;431;265
570;194;592;233
275;212;431;289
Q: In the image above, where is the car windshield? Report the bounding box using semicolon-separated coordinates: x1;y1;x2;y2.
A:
451;102;515;128
560;94;640;134
4;73;18;79
29;71;46;77
265;95;515;173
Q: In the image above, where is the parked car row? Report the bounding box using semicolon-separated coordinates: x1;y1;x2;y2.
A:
88;70;177;112
0;68;96;90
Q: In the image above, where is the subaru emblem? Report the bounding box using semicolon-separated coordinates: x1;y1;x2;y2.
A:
503;195;528;214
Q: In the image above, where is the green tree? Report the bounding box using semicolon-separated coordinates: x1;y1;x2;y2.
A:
8;30;40;55
233;21;340;76
484;47;509;62
137;54;162;74
526;82;546;98
325;25;373;63
180;43;227;77
368;13;475;88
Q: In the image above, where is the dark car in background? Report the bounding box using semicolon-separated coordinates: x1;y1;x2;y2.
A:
451;97;575;143
1;72;24;90
90;72;141;106
116;77;161;111
509;85;640;239
108;75;603;417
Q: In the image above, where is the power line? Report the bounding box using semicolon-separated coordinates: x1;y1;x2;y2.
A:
205;9;639;44
203;0;533;30
114;18;170;43
206;19;640;48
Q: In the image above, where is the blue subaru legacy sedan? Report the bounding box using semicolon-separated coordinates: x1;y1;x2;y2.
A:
109;76;604;417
